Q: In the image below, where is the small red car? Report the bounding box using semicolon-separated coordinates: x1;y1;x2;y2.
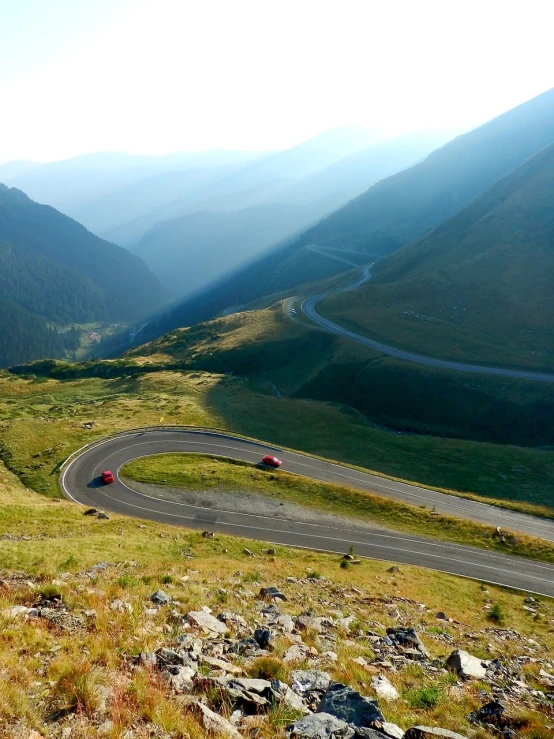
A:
262;455;282;468
102;470;115;484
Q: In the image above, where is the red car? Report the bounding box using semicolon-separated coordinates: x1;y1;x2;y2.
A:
102;470;115;484
262;455;282;468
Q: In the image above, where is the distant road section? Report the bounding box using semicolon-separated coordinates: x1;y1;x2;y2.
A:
301;251;554;383
61;429;554;596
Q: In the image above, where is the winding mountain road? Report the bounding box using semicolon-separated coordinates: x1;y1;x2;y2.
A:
61;429;554;597
301;249;554;383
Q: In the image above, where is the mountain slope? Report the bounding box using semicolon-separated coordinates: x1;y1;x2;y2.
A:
298;86;554;255
142;87;554;339
133;202;326;296
0;240;109;323
0;297;63;367
0;184;168;322
321;142;554;371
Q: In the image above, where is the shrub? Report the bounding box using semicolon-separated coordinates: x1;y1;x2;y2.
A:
407;684;442;709
487;602;505;624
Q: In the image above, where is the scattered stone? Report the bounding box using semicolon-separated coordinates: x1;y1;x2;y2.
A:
83;507;99;516
253;628;272;649
446;650;489;680
467;700;512;730
162;664;196;692
404;728;468;739
284;644;317;663
386;628;429;658
316;682;385;730
151;589;171;605
197;702;244;737
436;612;448;620
287;712;355;738
387;566;401;574
259;585;287;601
96;511;110;520
243;548;255;557
370;675;399;701
202;531;214;538
188;609;228;635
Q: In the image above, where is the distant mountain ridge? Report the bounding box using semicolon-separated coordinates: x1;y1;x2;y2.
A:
140;86;554;339
130;130;452;299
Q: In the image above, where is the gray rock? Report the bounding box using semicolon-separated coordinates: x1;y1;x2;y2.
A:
254;628;272;649
404;728;467;739
445;650;489;679
381;723;405;739
156;647;186;665
354;729;391;739
467;700;509;729
197;702;244;737
317;683;384;729
386;628;429;658
138;651;157;666
287;712;355;738
161;664;196;692
188;609;228;634
271;679;308;712
292;670;331;695
370;675;399;701
151;589;171;605
259;586;287;601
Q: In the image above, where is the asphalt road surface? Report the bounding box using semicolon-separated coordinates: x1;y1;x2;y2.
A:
301;256;554;383
61;429;554;597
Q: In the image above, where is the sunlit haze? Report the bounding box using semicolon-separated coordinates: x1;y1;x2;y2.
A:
1;0;553;163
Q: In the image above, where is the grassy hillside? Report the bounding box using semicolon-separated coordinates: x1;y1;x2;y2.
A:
2;460;553;737
321;143;554;371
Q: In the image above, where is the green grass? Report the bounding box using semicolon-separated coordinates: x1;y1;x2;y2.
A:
1;366;554;521
121;453;554;563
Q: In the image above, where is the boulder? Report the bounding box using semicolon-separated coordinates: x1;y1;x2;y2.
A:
404;728;467;739
370;676;399;702
292;670;332;695
287;712;355;738
197;702;244;738
188;609;228;635
317;682;384;729
445;650;489;680
150;589;171;605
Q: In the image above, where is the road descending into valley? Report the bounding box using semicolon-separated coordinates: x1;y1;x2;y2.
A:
301;250;554;383
62;429;554;597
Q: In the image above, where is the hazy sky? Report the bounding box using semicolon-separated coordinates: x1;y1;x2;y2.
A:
1;0;553;163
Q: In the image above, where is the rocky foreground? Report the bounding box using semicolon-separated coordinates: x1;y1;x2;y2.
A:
1;561;553;738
